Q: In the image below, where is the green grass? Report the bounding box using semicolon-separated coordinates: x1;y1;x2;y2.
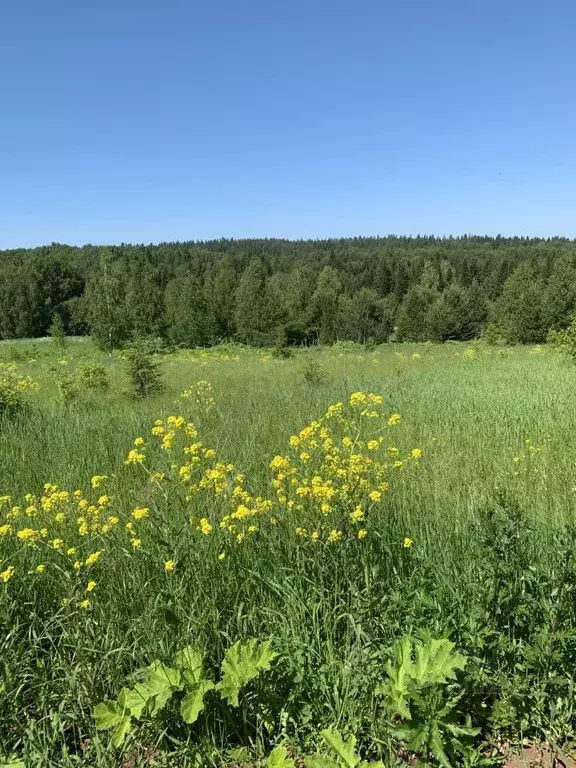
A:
1;339;576;766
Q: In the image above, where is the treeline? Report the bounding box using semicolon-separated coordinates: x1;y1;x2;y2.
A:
1;236;576;348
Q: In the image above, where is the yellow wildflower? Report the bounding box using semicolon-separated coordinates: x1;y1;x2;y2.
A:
369;490;382;503
357;529;368;540
86;580;97;592
410;448;422;460
80;599;91;610
132;507;150;520
164;559;176;573
0;525;12;536
1;566;15;583
91;475;107;489
403;537;414;548
35;564;46;573
85;551;102;567
131;538;142;548
387;413;401;426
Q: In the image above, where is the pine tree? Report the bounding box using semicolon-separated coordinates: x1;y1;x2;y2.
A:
311;266;342;344
234;259;278;345
164;277;214;347
542;253;576;331
489;263;546;343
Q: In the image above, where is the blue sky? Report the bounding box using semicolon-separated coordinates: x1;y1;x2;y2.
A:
1;0;575;248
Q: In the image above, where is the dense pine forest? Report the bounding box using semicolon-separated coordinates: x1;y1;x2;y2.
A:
1;235;575;347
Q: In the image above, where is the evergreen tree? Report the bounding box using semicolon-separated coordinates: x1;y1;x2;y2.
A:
425;283;487;341
312;266;342;344
125;261;164;339
164;277;214;347
396;263;439;341
206;264;237;341
489;263;546;343
542;253;576;331
234;259;279;345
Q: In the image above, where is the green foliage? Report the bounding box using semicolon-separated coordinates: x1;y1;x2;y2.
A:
378;637;477;767
94;639;277;748
266;745;296;768
299;354;327;386
125;343;164;398
76;361;109;391
48;313;67;349
217;638;277;706
548;314;576;360
489;263;547;343
304;730;384;768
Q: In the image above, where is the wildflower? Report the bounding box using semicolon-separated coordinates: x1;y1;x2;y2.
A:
0;524;12;536
73;560;81;570
134;437;146;447
295;527;306;536
132;507;150;520
393;461;404;471
1;566;15;583
369;490;382;503
218;552;226;561
357;529;368;540
125;449;145;465
403;537;414;548
16;528;39;542
311;530;320;540
198;517;213;535
91;475;107;489
131;538;142;548
327;529;343;543
35;564;46;573
85;551;102;567
98;495;112;507
164;559;176;573
387;413;401;426
80;599;91;610
410;448;422;460
367;440;379;451
51;538;64;550
54;512;66;523
351;506;365;522
86;580;97;592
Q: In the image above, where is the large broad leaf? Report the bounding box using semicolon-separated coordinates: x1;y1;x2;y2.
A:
180;679;215;724
141;660;183;715
118;686;148;720
304;758;339;768
321;729;360;768
429;722;453;768
174;646;205;687
413;639;466;686
376;637;413;719
93;700;124;731
266;745;296;768
217;639;277;706
112;715;132;749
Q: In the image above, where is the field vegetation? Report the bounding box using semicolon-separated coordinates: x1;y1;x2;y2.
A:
1;338;576;766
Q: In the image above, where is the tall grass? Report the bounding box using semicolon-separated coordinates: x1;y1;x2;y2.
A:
1;340;576;765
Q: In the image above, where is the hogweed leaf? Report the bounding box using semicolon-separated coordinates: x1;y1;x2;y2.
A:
217;639;277;706
413;638;466;686
118;687;148;720
180;679;215;724
304;758;339;768
93;700;123;731
111;715;132;748
266;745;296;768
174;646;205;687
321;729;360;768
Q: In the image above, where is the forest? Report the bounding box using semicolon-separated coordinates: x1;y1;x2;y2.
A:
1;235;575;348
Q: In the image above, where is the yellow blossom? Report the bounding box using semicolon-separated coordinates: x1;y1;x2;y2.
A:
131;538;142;548
80;599;91;610
35;564;46;573
164;559;176;573
91;475;107;489
85;551;102;567
1;566;15;583
410;448;422;460
327;529;343;543
134;437;146;447
403;537;414;548
387;413;401;426
132;507;150;520
357;529;368;540
86;580;97;592
0;525;12;536
369;490;382;503
51;538;64;550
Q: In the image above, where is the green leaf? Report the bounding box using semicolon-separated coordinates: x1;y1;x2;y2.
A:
266;745;295;768
377;637;413;719
358;762;385;768
429;722;453;768
217;639;277;706
111;715;132;748
304;758;339;768
413;639;466;686
321;729;360;768
93;700;123;731
146;660;182;691
180;679;215;724
118;687;148;720
174;646;205;687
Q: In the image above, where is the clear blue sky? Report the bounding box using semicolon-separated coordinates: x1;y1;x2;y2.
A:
1;0;575;248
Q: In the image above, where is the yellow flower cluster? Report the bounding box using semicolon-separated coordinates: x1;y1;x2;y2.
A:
269;393;421;541
178;380;216;413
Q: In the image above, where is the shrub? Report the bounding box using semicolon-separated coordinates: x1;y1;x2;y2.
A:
125;343;164;398
77;362;109;392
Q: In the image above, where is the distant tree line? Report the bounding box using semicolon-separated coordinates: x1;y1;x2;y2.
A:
1;236;575;348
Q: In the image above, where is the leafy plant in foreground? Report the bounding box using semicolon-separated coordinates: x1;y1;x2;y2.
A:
93;638;277;748
377;636;478;768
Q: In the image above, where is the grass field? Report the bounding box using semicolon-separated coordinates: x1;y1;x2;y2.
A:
1;339;576;767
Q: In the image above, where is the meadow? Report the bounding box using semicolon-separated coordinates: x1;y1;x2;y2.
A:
1;339;576;767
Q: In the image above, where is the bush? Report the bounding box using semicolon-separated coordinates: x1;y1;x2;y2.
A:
77;362;109;392
125;343;164;398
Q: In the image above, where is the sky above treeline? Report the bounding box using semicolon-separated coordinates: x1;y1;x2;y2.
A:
1;0;575;248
